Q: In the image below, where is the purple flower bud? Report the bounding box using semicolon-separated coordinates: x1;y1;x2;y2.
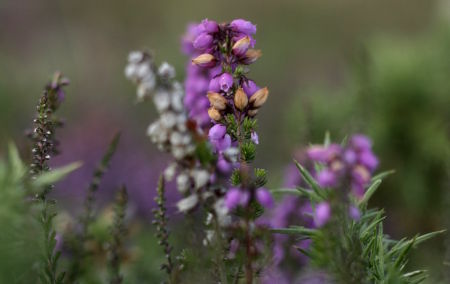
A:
225;188;241;210
242;80;260;97
208;124;227;140
201;19;219;33
343;149;357;165
350;134;372;151
351;182;365;198
307;144;341;163
317;169;337;187
219;73;233;92
216;134;231;151
256;188;274;208
314;202;331;227
232;36;251;56
349;206;361;221
251;131;259;144
230;19;257;35
193;33;213;50
217;157;232;173
359;150;378;171
209;65;222;78
240;191;250;206
208;76;221;92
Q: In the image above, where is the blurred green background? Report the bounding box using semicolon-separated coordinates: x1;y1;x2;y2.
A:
0;0;449;282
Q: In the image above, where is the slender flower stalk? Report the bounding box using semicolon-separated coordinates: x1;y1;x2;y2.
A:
108;185;128;284
28;71;69;284
152;176;176;282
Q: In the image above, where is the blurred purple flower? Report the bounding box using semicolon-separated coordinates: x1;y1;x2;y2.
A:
314;202;331;227
225;188;242;210
256;188;273;208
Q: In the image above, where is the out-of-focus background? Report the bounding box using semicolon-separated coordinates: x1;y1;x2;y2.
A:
0;0;449;282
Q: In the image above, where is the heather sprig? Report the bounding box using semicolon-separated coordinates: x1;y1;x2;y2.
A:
188;18;273;283
28;72;69;284
107;185;128;284
273;134;444;283
152;176;181;283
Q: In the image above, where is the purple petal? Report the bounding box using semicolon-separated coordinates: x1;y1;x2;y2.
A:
225;188;242;209
256;188;274;208
219;73;233;92
349;206;361;221
208;76;221;92
201;19;219;33
251;132;259;144
208;124;227;140
358;150;378;171
216;134;231;151
193;33;213;50
314;202;331;227
317;169;337;187
230;19;257;35
350;134;372;151
242;80;260;97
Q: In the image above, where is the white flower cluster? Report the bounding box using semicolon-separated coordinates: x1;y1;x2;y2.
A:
125;51;195;160
125;51;229;223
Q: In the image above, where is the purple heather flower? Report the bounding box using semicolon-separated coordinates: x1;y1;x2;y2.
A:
256;188;274;208
242;80;260;97
181;23;204;54
350;134;372;151
343;149;357;165
307;146;332;163
217;156;233;173
216;134;231;151
349;206;361;221
251;131;259;144
219;73;233;92
193;33;214;50
209;124;227;140
201;19;219;33
230;19;257;35
359;150;378;171
208;76;221;92
209;65;222;78
225;188;242;209
314;202;331;227
317;169;336;187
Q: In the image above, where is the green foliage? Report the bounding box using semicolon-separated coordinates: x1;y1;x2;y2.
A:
224;114;238;139
241;141;256;162
254;168;267;188
0;145;41;283
242;117;257;140
273;162;444;283
32;162;82;189
230;169;242;187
